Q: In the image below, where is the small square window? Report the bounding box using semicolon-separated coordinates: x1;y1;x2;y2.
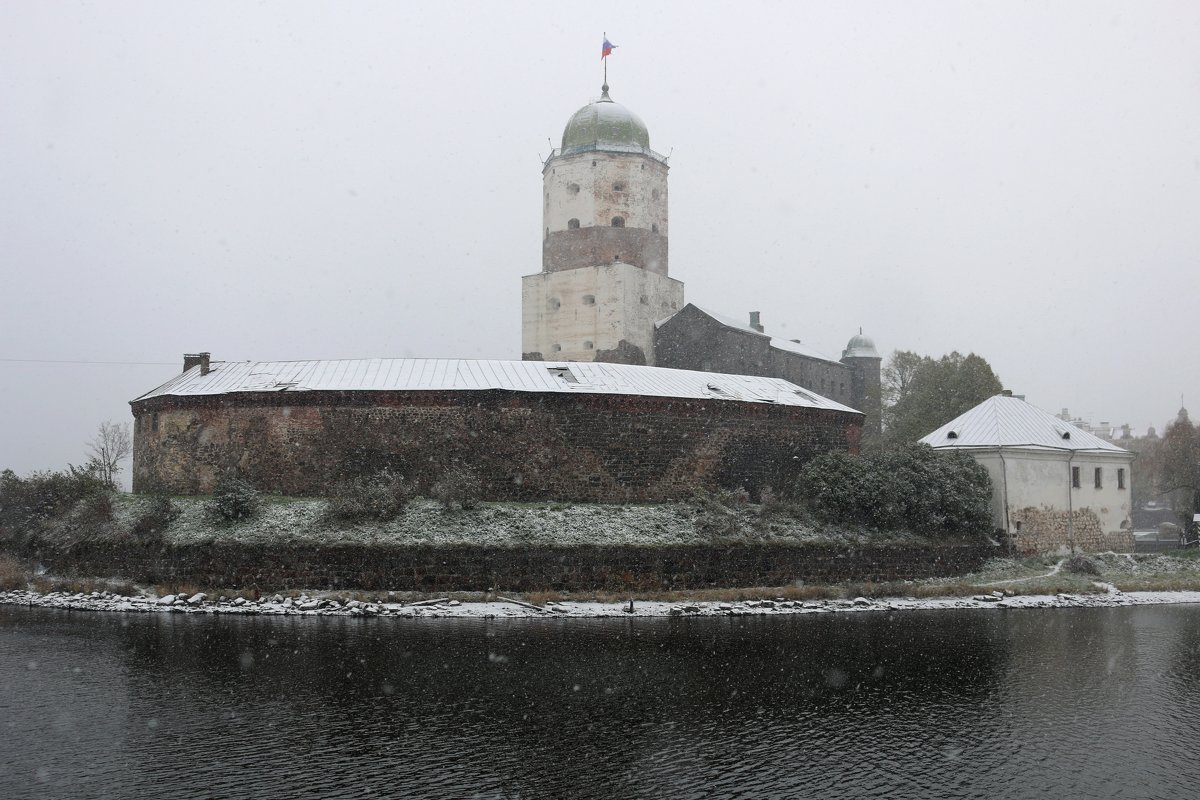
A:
583;341;593;350
582;295;595;305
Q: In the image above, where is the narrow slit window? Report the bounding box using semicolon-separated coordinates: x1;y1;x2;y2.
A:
1118;468;1126;490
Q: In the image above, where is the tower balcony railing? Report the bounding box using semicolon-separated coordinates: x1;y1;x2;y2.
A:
544;143;670;168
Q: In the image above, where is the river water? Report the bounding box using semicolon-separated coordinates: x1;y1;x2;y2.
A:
3;604;1199;799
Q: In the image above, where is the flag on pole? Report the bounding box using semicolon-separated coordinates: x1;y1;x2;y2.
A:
602;37;617;59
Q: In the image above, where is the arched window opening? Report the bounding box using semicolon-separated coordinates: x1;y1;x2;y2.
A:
567;182;580;195
613;182;625;192
567;218;580;229
611;216;625;228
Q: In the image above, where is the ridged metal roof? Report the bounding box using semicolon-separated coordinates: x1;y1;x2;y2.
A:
133;358;861;412
920;395;1130;453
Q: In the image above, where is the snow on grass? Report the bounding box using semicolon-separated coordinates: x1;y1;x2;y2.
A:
107;495;948;549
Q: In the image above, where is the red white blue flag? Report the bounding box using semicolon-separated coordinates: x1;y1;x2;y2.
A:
602;37;617;59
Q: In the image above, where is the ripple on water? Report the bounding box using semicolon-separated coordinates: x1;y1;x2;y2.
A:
3;606;1200;799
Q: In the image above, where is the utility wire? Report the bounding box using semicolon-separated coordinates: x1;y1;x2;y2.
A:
0;358;178;366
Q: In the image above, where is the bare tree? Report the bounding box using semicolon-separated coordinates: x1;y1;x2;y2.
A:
88;421;132;488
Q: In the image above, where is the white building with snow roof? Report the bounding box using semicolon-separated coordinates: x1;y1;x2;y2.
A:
920;393;1134;553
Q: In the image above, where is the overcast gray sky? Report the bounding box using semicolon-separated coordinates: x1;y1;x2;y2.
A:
2;0;1198;481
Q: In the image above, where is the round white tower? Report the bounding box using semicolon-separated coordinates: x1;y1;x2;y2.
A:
522;84;683;365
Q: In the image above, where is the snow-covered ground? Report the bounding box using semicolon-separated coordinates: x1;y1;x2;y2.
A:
105;495;933;548
3;586;1198;620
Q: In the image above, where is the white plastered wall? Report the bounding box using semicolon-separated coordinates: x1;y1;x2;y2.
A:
543;152;668;236
968;448;1134;535
521;263;683;364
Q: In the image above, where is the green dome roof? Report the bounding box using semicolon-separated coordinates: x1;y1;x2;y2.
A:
561;85;651;155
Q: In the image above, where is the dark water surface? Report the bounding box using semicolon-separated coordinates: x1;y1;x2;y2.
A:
3;605;1200;799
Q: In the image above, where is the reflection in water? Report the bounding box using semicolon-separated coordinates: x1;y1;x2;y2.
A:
2;606;1198;799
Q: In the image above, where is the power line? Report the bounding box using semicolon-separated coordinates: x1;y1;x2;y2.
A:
0;358;178;366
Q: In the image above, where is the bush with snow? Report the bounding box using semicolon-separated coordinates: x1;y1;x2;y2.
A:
206;476;261;522
798;444;992;536
431;468;483;511
325;472;411;522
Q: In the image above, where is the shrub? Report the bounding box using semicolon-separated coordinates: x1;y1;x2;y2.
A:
1064;555;1101;576
0;555;28;590
0;464;110;531
326;472;411;522
131;495;180;539
692;488;747;538
798;443;992;536
206;476;260;522
431;467;483;510
75;490;116;524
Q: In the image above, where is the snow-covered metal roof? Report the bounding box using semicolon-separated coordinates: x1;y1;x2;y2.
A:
920;395;1130;454
133;358;861;412
657;305;841;364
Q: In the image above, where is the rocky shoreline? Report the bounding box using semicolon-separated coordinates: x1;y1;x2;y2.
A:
4;586;1199;620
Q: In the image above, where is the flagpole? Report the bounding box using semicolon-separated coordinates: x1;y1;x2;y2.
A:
603;31;607;86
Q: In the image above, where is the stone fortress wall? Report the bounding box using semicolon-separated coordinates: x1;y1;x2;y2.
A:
132;388;862;502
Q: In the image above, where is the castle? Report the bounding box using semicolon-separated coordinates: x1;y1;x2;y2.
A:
522;83;882;440
130;82;876;501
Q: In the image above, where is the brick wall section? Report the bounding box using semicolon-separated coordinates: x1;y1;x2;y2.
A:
132;389;862;500
1010;507;1135;554
20;541;993;593
542;227;668;275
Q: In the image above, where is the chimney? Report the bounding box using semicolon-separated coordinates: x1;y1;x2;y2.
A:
748;311;764;333
1001;389;1013;397
183;352;211;375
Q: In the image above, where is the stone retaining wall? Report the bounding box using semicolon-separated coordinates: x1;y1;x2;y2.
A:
13;540;993;593
1010;507;1134;554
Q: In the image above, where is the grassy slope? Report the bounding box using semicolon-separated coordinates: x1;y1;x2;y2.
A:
104;494;944;549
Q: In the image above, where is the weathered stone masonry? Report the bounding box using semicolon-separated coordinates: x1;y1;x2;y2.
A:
132;389;862;501
24;540;992;593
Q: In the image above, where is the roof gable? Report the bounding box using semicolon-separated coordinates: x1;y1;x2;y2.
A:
919;395;1129;454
